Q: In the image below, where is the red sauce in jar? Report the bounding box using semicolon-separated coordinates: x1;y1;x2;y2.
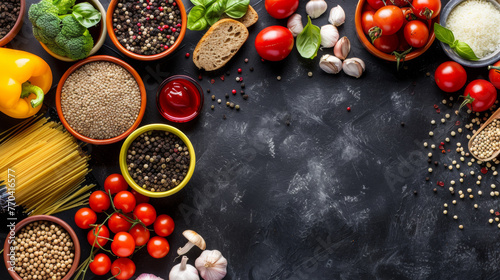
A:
157;76;203;122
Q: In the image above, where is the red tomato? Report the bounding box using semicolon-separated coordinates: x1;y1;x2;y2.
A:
401;7;416;26
363;3;376;12
111;258;136;280
147;237;170;259
129;224;150;246
373;6;404;36
131;189;150;204
396;30;411;51
361;11;375;35
104;174;128;195
75;208;97;229
435;61;467;92
87;225;110;247
89;191;111;213
373;34;399;53
265;0;298;19
255;26;294;62
133;203;157;226
413;0;441;20
404;20;429;48
390;0;411;7
114;191;136;213
89;253;111;275
489;61;500;89
108;213;132;233
367;0;385;10
462;80;497;112
154;214;175;237
112;232;136;257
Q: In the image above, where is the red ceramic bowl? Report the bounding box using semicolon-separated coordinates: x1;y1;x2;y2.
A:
354;0;439;62
0;0;25;47
56;55;147;145
3;215;81;280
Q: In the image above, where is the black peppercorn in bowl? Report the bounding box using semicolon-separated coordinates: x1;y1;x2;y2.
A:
106;0;187;61
119;124;196;198
0;0;25;47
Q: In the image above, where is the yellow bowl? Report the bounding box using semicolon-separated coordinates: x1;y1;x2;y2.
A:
119;124;196;198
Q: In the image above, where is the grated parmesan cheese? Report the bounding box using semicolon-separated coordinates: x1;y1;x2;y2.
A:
446;0;500;58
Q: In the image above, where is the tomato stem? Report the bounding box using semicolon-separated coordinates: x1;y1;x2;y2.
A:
368;26;382;43
420;7;434;20
488;65;500;73
392;47;412;71
459;94;475;112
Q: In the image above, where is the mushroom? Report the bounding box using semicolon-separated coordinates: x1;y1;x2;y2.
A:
177;230;206;255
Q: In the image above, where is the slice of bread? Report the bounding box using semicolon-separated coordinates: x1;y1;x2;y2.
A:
221;5;259;28
193;19;249;71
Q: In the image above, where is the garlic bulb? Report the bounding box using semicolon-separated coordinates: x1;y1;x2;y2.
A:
319;54;342;74
320;25;339;48
306;0;327;19
328;5;345;26
343;58;366;78
334;36;350;60
169;256;200;280
195;250;228;280
287;14;303;37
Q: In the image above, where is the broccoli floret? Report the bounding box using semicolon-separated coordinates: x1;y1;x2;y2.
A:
45;41;67;57
61;15;86;38
53;0;75;14
31;13;61;44
28;0;58;23
55;30;93;60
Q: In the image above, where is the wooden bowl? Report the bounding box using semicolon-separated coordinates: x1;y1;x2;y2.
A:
354;0;439;62
106;0;187;61
56;55;147;145
0;0;26;47
3;215;81;280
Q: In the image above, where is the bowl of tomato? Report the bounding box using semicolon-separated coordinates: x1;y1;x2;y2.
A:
355;0;441;63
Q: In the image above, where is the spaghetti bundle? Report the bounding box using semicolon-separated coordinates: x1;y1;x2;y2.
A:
0;116;94;215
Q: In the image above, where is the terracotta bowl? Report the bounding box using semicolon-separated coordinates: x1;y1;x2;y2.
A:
106;0;187;61
56;55;147;145
354;0;439;62
0;0;26;47
3;215;81;280
39;0;107;62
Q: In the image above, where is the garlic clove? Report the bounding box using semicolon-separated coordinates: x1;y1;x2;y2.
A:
306;0;328;19
319;54;342;74
320;25;339;48
287;14;303;37
328;5;345;27
334;36;350;60
343;58;366;78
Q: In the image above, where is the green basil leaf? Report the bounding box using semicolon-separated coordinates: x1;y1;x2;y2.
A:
224;0;249;19
205;0;226;26
72;2;101;28
454;41;479;61
433;23;455;45
190;0;204;5
296;16;321;59
202;0;217;6
187;5;208;30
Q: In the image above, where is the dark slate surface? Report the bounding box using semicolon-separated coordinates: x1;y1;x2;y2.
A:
2;0;499;279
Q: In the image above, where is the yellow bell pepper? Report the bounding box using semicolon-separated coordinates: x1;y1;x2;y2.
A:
0;48;52;119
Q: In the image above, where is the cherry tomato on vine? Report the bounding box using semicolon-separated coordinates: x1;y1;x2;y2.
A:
373;6;404;36
75;208;97;229
367;0;385;10
413;0;441;20
435;61;467;93
131;189;150;204
89;253;111;275
133;203;157;226
108;213;132;233
404;20;429;48
114;191;136;213
111;232;136;258
255;26;294;62
87;225;110;247
104;174;128;195
111;258;136;280
265;0;298;19
373;34;399;53
461;80;497;112
147;236;170;259
89;191;111;213
363;3;376;12
489;61;500;89
129;224;150;246
361;11;375;35
401;7;416;26
154;214;175;237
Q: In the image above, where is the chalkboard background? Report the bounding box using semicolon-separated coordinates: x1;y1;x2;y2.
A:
2;0;500;279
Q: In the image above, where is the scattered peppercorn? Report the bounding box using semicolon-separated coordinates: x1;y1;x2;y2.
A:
244;58;249;63
211;105;214;110
250;67;254;71
223;114;226;120
238;68;242;73
207;89;211;93
211;95;215;100
241;83;245;89
235;105;240;110
185;53;190;58
277;76;281;81
242;94;248;100
400;122;405;127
